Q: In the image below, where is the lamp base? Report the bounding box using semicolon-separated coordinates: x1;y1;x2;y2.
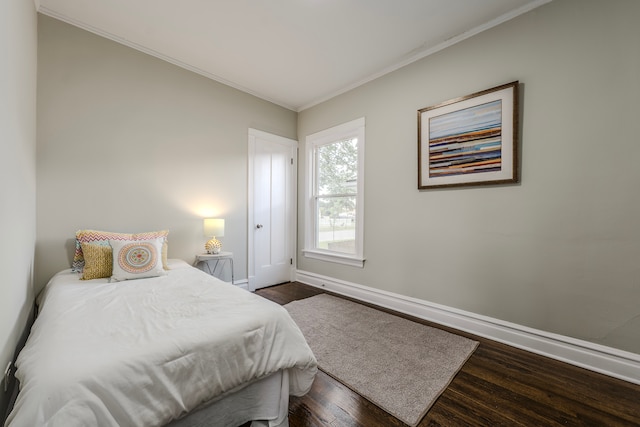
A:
205;237;222;254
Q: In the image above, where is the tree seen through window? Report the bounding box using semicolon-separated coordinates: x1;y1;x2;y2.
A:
316;138;358;253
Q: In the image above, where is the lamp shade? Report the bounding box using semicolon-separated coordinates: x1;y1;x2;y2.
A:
203;218;224;237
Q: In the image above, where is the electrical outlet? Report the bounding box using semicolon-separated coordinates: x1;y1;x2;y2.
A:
3;361;11;392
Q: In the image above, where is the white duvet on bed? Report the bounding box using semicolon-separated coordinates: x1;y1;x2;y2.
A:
6;260;317;427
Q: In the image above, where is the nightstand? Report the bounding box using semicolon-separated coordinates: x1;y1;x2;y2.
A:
194;252;234;284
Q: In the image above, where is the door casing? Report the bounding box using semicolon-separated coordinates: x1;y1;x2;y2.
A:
247;128;298;291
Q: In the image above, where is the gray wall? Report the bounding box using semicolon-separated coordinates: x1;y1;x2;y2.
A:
297;0;640;354
36;15;297;292
0;0;37;401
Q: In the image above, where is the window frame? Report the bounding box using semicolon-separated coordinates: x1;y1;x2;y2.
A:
303;117;365;268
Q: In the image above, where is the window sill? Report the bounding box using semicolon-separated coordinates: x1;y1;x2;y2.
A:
302;250;365;268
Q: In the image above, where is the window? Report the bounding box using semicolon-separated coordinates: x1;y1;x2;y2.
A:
304;118;365;267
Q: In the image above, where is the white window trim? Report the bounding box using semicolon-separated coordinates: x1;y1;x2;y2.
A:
303;117;365;268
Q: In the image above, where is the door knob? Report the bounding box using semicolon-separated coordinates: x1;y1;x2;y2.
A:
256;224;263;229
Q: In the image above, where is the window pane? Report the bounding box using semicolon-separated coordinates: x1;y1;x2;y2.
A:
317;138;358;196
316;196;356;254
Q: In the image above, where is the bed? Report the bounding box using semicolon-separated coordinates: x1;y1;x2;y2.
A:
5;259;317;427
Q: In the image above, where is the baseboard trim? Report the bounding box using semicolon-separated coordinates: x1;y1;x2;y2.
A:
234;279;249;290
295;270;640;385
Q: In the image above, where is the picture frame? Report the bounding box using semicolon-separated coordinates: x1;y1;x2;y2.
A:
418;81;519;190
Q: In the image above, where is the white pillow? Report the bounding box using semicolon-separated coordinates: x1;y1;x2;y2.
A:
109;238;167;281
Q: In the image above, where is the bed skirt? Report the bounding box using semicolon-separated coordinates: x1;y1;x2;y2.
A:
165;370;290;427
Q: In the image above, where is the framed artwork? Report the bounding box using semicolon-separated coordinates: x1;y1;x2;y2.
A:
418;81;519;190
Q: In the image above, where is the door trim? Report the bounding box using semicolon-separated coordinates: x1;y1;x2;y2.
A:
247;128;298;292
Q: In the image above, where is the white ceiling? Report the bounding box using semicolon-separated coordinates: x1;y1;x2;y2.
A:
36;0;551;111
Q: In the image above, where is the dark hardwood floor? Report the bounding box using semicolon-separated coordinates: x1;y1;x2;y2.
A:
256;282;640;427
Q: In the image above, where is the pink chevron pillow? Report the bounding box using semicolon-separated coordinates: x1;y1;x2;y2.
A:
72;229;169;272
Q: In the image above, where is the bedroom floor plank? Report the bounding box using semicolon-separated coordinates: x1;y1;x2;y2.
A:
255;282;640;427
461;345;640;425
290;370;406;427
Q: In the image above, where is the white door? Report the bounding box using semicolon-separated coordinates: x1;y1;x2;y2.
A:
248;129;297;291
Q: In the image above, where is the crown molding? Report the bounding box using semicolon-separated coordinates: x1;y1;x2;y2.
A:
36;6;298;111
37;0;553;112
298;0;553;111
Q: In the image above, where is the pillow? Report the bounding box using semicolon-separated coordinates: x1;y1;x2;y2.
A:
110;238;167;282
80;243;113;280
72;229;169;272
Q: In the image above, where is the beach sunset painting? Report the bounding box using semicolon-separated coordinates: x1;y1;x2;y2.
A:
428;99;502;178
418;81;518;189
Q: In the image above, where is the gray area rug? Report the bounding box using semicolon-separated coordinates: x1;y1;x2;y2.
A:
284;294;478;426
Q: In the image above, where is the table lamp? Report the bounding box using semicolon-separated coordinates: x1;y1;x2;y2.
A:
203;218;224;254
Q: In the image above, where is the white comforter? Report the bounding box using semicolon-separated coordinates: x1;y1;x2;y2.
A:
6;260;317;427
